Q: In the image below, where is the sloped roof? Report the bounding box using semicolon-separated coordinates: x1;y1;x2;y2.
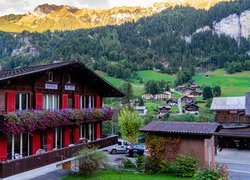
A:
140;121;219;136
246;92;250;116
135;106;147;110
0;61;124;97
216;127;250;138
210;97;245;110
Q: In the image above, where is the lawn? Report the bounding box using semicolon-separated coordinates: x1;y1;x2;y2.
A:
137;70;175;84
193;69;250;97
63;170;192;180
144;100;165;114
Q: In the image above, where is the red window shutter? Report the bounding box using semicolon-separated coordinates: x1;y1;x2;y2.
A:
6;92;16;113
0;136;7;162
96;96;101;108
96;123;101;139
36;93;43;110
31;132;41;155
46;129;54;151
74;95;80;109
64;127;71;147
74;126;80;144
62;94;68;109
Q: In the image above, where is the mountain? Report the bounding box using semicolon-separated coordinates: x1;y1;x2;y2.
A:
0;0;249;80
0;0;231;32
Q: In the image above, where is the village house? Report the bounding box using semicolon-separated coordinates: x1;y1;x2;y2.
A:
181;94;195;103
190;84;200;91
211;93;250;150
140;121;219;167
0;61;123;178
184;102;200;114
189;90;203;97
141;93;153;100
166;99;178;106
158;104;171;118
154;92;172;101
134;106;148;116
175;85;185;92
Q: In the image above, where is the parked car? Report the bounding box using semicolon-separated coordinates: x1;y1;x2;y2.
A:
105;139;131;154
126;144;146;157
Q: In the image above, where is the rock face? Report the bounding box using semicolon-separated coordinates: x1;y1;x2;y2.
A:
186;9;250;44
0;0;231;32
214;10;250;40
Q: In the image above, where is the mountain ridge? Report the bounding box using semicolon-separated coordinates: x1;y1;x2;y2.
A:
0;0;232;32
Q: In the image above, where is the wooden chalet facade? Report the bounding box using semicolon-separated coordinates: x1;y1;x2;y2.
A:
184;102;200;114
181;95;195;103
211;93;250;149
0;61;123;177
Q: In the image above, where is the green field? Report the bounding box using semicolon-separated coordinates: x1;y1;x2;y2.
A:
63;170;192;180
97;69;250;98
137;70;175;84
193;69;250;97
96;70;175;97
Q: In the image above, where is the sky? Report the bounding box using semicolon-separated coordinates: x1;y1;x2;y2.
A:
0;0;165;16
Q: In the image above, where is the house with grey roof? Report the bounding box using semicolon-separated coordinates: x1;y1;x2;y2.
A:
210;93;250;150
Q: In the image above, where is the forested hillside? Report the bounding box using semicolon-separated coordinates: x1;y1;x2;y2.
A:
0;0;250;81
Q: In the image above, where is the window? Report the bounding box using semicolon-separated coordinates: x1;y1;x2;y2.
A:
43;94;59;110
16;93;29;110
80;124;86;139
7;133;31;160
48;72;54;82
80;96;95;109
54;128;64;149
67;74;71;84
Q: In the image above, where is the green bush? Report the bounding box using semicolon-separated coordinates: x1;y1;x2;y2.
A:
145;156;161;174
136;156;146;173
159;160;172;174
172;155;198;177
122;158;136;169
194;168;221;180
75;148;107;176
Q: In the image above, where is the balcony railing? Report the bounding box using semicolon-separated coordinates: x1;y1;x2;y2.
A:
0;108;115;135
0;135;118;178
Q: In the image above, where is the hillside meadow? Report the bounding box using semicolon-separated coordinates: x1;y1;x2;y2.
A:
97;69;250;97
193;69;250;97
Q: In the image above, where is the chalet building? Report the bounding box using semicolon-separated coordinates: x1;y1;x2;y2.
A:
184;102;200;114
158;104;171;118
166;99;178;106
181;94;195;103
141;93;153;100
189;90;203;97
154;92;172;101
0;61;123;177
141;121;219;167
134;106;148;116
190;84;200;91
175;85;185;92
211;93;250;150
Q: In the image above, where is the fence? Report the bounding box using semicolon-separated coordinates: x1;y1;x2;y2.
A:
0;135;118;178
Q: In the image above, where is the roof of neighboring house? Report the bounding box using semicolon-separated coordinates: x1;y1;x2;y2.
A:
159;104;171;109
184;103;200;108
135;106;147;110
210;97;246;110
216;127;250;138
140;121;219;136
163;91;172;95
182;94;195;98
0;61;124;97
246;92;250;117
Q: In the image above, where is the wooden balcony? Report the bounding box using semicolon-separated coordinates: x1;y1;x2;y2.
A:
0;135;118;178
